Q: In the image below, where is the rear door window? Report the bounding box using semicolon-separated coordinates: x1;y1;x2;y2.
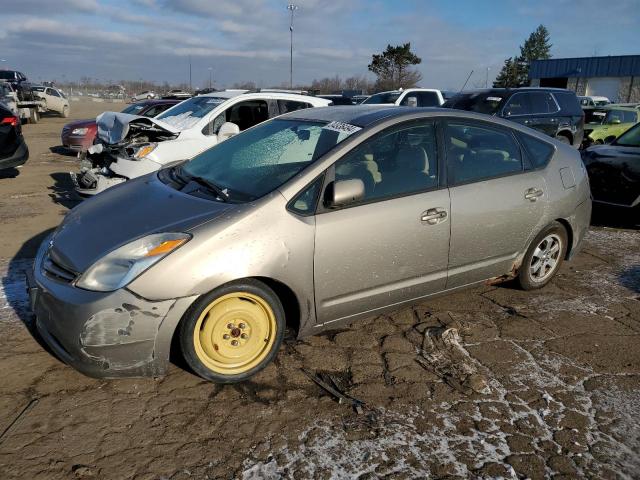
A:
529;92;558;114
278;100;311;114
517;133;555;169
553;92;582;116
502;93;531;117
446;122;523;185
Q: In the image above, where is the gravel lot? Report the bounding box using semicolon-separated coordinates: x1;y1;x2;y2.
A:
0;101;639;479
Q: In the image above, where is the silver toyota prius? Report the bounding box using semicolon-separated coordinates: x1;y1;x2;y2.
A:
27;106;592;383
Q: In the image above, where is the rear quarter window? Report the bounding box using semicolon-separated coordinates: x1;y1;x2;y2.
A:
552;92;582;116
517;133;555;169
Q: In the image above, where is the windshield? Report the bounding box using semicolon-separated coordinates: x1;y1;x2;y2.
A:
121;104;146;115
615;123;640;147
155;96;226;130
0;72;15;80
443;93;503;115
363;92;401;104
594;99;610;106
180;119;357;201
32;86;45;92
603;110;630;124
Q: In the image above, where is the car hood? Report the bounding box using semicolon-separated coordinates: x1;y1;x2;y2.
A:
96;111;180;144
64;119;96;130
49;174;230;273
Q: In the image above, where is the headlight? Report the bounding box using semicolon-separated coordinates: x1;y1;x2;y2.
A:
134;143;157;159
71;127;89;135
76;232;191;292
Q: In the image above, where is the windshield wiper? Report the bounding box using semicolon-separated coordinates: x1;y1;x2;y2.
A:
173;166;229;202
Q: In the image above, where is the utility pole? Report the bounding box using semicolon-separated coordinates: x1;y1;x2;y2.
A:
189;55;192;92
287;4;298;89
208;67;213;89
485;67;490;88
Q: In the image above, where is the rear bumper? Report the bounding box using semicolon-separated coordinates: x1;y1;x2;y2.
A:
27;237;197;378
0;137;29;170
61;133;95;152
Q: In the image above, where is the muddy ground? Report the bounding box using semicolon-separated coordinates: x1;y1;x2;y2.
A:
0;101;639;479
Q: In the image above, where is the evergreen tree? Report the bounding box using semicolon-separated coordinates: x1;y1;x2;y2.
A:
368;43;422;91
493;25;552;88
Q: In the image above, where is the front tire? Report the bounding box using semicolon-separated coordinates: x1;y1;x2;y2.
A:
61;106;69;118
517;222;567;290
179;279;285;383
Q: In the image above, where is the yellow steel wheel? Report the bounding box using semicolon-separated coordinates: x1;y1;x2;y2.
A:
192;292;278;375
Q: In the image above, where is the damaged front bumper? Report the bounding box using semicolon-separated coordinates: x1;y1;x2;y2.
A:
27;238;197;378
71;169;126;196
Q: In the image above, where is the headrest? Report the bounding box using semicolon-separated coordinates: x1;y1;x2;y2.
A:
395;146;428;173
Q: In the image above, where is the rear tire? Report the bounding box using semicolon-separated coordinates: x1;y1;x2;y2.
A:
29;109;39;124
517;222;568;290
179;279;286;383
555;134;571;145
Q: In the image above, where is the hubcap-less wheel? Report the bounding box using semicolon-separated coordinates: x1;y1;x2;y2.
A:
193;292;277;375
529;234;562;282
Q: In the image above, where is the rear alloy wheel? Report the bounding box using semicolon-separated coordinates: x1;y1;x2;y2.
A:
29;108;39;124
517;222;567;290
179;280;285;383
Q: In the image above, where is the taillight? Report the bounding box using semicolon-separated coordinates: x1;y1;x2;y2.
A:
1;116;19;127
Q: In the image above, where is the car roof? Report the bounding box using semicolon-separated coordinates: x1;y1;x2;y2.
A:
137;98;181;106
456;87;574;95
281;105;458;127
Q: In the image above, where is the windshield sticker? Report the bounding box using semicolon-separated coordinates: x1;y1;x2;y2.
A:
323;121;362;135
486;97;503;102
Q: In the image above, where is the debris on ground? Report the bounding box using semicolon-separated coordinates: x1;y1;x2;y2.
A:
417;320;491;395
302;369;366;414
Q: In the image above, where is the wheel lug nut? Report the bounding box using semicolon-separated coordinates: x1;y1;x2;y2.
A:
231;340;238;346
241;333;248;339
223;334;230;340
239;323;246;329
227;323;234;329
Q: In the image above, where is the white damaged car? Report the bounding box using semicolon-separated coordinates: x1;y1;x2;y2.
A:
73;91;331;195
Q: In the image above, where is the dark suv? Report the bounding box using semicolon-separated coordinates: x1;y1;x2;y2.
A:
0;70;34;101
443;88;584;148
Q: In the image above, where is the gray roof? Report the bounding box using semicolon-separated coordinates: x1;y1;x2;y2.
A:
530;55;640;79
282;105;448;127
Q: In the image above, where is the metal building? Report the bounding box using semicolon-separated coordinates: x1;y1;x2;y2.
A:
529;55;640;103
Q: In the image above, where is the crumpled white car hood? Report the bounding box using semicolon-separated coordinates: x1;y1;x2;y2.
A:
96;111;180;144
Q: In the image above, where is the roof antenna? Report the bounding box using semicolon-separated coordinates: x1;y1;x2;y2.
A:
459;70;474;92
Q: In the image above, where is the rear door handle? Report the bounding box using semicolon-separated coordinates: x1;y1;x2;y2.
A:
524;188;544;201
421;208;447;225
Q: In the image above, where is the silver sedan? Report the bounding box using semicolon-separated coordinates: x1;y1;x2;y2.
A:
28;106;592;382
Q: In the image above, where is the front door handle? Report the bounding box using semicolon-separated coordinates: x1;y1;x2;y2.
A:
421;208;447;225
524;187;544;201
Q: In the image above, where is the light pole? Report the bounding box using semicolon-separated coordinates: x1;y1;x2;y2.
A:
287;4;298;89
208;67;213;89
485;67;490;88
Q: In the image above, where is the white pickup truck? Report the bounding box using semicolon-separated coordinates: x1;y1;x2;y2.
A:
362;88;445;107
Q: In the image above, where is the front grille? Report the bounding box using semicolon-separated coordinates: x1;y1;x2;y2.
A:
42;253;77;283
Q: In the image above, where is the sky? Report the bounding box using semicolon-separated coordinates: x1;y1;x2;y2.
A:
2;0;639;90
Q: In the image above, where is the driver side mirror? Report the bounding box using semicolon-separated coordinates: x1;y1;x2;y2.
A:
218;122;240;141
325;179;365;208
